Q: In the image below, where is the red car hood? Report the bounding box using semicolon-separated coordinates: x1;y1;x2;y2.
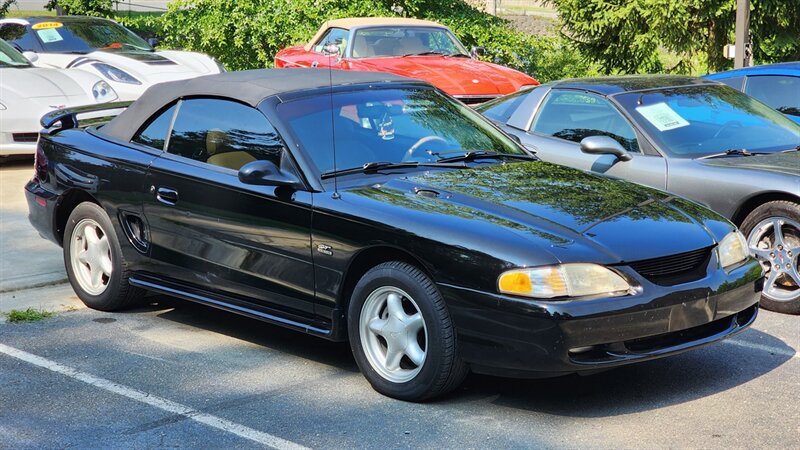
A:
344;56;537;96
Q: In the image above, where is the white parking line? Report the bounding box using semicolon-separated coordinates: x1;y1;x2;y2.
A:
0;343;310;450
723;339;799;359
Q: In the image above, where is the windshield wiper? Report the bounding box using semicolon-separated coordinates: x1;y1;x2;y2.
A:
436;151;536;163
401;51;446;57
321;161;464;179
697;148;758;159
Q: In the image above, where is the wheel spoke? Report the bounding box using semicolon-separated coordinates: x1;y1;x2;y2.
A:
77;250;89;264
90;264;104;287
771;219;785;247
385;293;405;320
100;255;113;276
405;313;424;334
384;344;404;371
405;341;425;366
85;225;100;244
763;270;779;294
368;317;386;335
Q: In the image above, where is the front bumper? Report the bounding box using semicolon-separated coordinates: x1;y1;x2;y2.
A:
441;258;763;378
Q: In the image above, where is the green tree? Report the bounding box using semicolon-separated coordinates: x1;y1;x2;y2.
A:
1;0;17;17
548;0;800;74
45;0;116;17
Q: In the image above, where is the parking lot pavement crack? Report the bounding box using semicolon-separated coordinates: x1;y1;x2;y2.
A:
0;343;311;450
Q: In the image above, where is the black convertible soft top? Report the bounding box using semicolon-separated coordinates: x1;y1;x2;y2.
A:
100;68;414;142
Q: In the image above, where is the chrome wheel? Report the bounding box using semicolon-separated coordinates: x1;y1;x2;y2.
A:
69;218;113;296
748;216;800;303
359;286;428;383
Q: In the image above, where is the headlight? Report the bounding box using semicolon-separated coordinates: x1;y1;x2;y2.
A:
718;230;748;269
92;63;141;85
91;81;118;103
498;263;631;299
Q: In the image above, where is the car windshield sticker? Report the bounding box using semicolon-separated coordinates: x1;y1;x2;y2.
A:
32;22;63;30
36;28;64;43
635;102;690;132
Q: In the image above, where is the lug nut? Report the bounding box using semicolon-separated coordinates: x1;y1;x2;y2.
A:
770;252;776;259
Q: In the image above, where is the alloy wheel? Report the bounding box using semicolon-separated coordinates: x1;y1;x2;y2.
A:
359;286;428;383
69;218;113;296
748;216;800;303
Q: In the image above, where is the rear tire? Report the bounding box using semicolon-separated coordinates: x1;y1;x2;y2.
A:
740;201;800;314
348;261;467;401
63;202;143;311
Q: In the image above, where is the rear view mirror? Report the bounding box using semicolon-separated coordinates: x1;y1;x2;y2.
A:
238;160;299;187
22;51;38;63
580;136;632;161
470;46;486;58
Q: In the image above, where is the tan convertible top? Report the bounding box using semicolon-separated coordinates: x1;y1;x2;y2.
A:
303;17;445;51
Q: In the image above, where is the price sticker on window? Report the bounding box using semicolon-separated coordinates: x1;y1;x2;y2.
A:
636;102;690;132
32;21;63;30
36;28;64;43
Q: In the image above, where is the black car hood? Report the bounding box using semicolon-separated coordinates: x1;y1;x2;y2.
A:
348;162;721;264
697;151;800;176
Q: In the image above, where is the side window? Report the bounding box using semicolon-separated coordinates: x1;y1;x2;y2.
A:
0;24;41;51
131;104;176;151
479;88;532;124
167;98;286;171
313;28;348;54
532;90;641;153
717;76;745;91
745;75;800;117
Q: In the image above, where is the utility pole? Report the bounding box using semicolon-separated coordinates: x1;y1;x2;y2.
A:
734;0;751;68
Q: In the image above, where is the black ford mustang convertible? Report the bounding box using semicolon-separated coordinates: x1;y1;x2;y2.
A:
27;69;763;401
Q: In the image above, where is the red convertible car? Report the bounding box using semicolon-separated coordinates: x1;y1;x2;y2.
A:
275;17;539;104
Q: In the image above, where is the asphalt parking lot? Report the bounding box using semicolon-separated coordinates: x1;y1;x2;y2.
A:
1;159;799;449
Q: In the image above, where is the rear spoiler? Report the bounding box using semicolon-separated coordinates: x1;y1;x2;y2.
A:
40;101;133;130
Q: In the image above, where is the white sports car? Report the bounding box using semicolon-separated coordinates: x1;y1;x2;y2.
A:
0;16;224;101
0;39;117;157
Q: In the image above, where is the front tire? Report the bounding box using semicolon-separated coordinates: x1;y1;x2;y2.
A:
741;201;800;314
63;202;143;311
348;261;467;401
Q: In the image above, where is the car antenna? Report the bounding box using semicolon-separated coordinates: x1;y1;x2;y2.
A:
323;42;342;199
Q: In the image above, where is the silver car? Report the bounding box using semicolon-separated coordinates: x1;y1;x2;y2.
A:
479;75;800;314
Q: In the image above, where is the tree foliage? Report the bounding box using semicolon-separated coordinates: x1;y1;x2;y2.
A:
124;0;591;82
45;0;116;16
548;0;800;74
0;0;16;17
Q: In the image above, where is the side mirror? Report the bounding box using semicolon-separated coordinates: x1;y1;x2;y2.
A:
238;160;299;187
470;46;486;58
580;136;632;161
147;37;161;48
22;51;39;63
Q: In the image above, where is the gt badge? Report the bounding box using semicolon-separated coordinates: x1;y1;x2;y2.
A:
316;244;333;256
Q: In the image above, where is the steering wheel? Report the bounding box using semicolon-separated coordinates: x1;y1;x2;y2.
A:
712;120;742;139
402;136;448;162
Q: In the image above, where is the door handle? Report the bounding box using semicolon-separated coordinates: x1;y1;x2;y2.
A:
154;186;179;205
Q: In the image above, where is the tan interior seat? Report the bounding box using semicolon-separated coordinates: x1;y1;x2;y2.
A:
205;129;256;171
400;36;427;55
352;34;371;58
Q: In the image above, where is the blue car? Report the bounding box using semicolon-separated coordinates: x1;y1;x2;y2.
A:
705;62;800;123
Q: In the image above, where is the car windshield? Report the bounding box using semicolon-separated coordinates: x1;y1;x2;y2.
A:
351;26;469;58
615;85;800;157
0;39;31;67
276;87;526;176
31;19;152;53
